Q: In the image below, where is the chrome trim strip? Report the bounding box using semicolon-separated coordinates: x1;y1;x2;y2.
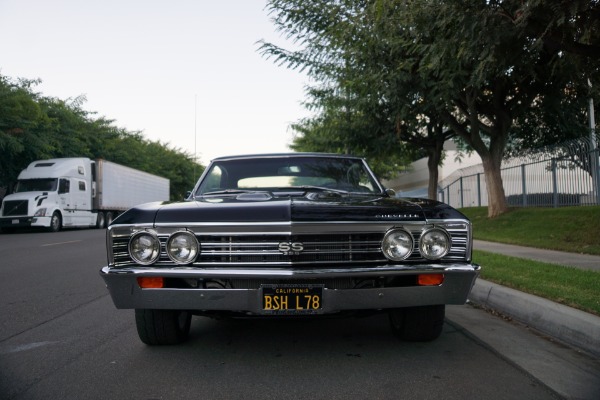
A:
101;263;480;279
109;220;471;236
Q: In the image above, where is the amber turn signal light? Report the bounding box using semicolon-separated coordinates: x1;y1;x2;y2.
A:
137;276;165;288
417;274;444;286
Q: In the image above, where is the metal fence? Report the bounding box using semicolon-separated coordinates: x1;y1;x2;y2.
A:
437;136;600;208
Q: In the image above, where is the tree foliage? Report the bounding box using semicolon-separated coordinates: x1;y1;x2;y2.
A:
0;74;202;201
289;86;419;179
497;0;600;62
263;0;599;217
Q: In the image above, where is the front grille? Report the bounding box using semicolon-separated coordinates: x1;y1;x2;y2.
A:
196;233;383;264
110;224;470;268
2;200;28;216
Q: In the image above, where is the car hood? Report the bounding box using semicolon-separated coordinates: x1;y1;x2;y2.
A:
112;193;466;226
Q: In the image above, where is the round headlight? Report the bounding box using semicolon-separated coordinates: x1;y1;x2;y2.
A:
166;231;199;264
129;231;160;265
420;228;451;260
382;229;414;261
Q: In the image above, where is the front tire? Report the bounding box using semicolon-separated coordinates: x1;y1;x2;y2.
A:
389;305;445;342
135;309;192;345
48;212;62;232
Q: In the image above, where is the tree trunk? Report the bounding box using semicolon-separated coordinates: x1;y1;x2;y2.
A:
441;88;511;218
481;152;509;218
426;141;443;200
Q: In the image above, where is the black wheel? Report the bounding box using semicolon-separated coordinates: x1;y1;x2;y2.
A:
135;309;192;345
96;212;105;229
389;305;445;342
105;211;114;226
48;212;62;232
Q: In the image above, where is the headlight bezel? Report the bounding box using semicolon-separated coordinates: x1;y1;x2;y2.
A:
128;230;161;265
166;230;200;265
382;228;414;261
419;227;452;260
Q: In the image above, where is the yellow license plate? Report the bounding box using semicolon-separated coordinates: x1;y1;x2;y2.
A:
262;284;323;314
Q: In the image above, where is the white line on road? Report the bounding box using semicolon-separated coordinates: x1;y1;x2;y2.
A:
41;240;82;247
0;341;61;354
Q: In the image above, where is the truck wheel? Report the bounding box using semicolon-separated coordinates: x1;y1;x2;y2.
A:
96;212;106;229
135;309;192;345
389;305;445;342
48;212;62;232
105;211;114;226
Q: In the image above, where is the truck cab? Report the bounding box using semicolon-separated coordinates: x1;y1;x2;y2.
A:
0;158;97;232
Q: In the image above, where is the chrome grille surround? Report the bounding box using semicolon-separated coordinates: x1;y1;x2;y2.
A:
107;220;471;268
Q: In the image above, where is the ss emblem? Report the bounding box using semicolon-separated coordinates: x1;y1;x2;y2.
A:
278;242;304;254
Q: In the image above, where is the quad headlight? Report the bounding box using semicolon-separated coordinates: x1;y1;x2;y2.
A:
129;231;161;265
128;230;200;265
420;228;451;260
166;231;200;264
382;228;414;261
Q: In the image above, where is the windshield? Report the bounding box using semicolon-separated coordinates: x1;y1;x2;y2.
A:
15;178;58;193
196;156;382;196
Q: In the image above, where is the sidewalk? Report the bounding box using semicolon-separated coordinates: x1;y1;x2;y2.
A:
469;240;600;358
474;239;600;272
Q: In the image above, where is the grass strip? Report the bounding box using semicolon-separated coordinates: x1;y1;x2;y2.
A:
474;250;600;317
460;206;600;255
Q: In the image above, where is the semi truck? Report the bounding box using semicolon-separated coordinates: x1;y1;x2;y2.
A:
0;158;170;232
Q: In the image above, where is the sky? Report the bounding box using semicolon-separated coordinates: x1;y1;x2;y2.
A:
0;0;309;165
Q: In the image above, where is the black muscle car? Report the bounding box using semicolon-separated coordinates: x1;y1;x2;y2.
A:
100;153;480;345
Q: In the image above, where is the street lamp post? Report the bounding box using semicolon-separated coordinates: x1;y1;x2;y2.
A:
589;79;599;204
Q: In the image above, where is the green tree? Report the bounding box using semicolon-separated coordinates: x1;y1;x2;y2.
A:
408;0;594;216
289;86;417;180
0;76;55;191
263;0;598;217
263;0;446;197
498;0;600;62
0;73;203;202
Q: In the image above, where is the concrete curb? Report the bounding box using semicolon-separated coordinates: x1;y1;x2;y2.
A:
469;279;600;358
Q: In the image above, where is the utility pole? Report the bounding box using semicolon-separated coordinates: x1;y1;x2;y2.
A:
589;79;599;204
194;94;198;181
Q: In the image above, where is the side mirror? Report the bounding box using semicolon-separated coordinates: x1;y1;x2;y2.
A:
385;188;396;197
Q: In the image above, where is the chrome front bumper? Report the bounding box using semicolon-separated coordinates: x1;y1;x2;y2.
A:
100;263;480;313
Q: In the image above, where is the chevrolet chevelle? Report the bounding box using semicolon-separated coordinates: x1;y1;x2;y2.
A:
100;153;480;345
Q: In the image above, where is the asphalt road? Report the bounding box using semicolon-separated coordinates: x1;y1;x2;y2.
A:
0;229;586;399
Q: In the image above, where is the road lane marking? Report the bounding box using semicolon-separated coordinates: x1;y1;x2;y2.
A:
0;341;61;354
41;240;82;247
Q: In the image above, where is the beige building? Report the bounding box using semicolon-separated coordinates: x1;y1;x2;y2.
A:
384;140;482;197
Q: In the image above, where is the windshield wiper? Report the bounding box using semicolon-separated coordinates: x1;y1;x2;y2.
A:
280;186;350;195
284;186;385;197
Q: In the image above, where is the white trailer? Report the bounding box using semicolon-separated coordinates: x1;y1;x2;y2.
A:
0;158;169;232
